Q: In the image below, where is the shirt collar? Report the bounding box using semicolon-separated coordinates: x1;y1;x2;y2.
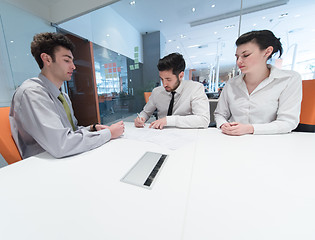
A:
253;65;290;92
267;64;291;80
172;79;184;95
235;64;291;95
38;73;62;98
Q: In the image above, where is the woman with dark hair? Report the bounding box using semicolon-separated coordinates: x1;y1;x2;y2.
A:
214;30;302;135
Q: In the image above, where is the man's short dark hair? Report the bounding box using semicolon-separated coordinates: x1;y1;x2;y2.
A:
157;52;186;76
31;32;75;69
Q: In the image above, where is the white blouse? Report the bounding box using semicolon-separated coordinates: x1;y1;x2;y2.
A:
214;65;302;134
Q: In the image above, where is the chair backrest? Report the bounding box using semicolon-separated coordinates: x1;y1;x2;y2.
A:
0;107;22;164
300;79;315;125
295;79;315;132
144;92;152;103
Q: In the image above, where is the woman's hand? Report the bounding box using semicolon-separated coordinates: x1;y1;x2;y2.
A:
220;122;254;136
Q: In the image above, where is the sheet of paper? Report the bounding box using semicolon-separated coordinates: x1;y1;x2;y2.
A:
123;126;197;150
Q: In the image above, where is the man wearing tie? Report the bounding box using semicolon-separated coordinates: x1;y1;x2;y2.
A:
9;32;124;159
134;53;210;129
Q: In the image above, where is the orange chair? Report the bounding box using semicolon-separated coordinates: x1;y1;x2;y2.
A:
0;107;22;164
294;79;315;132
143;92;157;120
143;92;152;103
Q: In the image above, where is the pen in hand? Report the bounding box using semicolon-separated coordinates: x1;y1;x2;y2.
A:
137;113;145;127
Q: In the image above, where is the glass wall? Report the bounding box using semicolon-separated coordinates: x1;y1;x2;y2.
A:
93;43;142;124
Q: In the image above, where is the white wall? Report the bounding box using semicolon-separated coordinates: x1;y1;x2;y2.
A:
60;6;143;63
5;0;118;24
0;0;54;107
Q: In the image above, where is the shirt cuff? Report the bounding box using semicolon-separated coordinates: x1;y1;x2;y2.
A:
215;118;227;129
99;128;112;141
166;116;176;127
252;124;270;135
139;112;149;122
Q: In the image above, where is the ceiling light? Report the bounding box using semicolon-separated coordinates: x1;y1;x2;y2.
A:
129;1;136;6
106;34;110;37
262;16;266;19
214;32;217;34
224;24;235;29
168;39;172;42
10;40;14;43
160;19;163;23
253;23;257;26
180;34;186;38
188;44;200;48
211;4;215;8
190;0;289;27
192;8;196;12
177;46;180;49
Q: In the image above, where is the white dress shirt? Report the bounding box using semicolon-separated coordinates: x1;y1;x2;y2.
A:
139;80;210;128
9;74;111;159
214;65;302;134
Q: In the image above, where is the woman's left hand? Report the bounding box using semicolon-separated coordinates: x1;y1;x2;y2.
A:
221;122;254;136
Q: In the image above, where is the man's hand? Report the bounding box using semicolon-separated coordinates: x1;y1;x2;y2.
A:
134;116;145;128
149;117;167;130
220;122;254;136
95;124;109;131
108;121;124;139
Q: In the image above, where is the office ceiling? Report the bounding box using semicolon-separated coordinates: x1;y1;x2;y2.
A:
5;0;119;23
8;0;315;75
110;0;315;74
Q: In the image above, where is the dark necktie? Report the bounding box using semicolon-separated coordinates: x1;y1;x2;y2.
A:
167;91;176;116
58;93;76;131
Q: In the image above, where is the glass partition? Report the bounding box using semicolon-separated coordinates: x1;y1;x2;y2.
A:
93;43;142;124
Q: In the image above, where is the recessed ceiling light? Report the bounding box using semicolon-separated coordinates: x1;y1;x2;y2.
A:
192;8;196;12
253;23;257;26
168;39;172;42
106;34;110;37
129;1;136;6
262;16;266;19
177;46;180;49
180;34;186;38
160;19;163;23
211;4;215;8
10;40;14;43
214;32;217;34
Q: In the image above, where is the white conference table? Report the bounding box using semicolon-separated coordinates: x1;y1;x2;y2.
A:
0;122;315;240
